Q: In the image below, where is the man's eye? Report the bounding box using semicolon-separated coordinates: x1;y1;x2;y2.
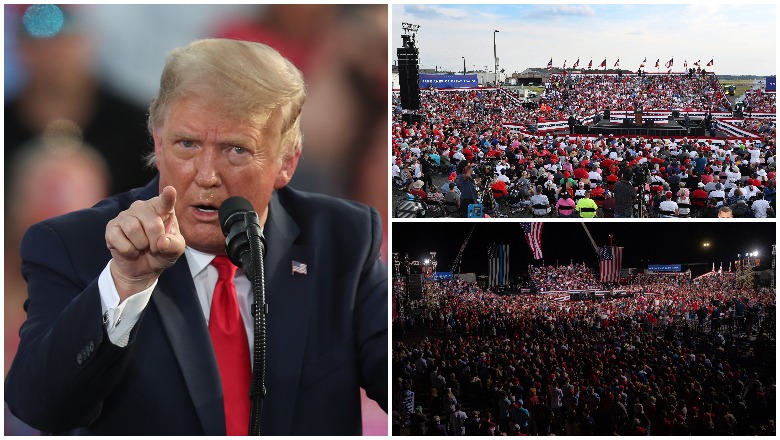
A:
233;146;248;155
180;140;195;148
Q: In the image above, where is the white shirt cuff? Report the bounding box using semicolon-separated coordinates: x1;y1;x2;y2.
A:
98;261;157;347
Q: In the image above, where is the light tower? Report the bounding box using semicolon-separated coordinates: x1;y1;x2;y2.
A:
736;252;757;291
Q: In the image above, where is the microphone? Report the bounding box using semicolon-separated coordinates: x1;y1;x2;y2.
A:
218;195;269;434
218;196;265;269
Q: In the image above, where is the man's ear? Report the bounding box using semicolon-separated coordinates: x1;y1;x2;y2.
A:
274;148;301;189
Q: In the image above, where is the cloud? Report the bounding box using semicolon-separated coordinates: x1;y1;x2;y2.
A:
404;5;469;20
527;5;595;19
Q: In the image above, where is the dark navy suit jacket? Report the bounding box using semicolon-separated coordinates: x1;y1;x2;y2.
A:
5;177;388;435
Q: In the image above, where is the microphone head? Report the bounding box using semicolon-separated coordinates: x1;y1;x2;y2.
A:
218;196;254;236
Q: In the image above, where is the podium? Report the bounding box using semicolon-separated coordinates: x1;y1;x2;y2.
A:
634;110;643;125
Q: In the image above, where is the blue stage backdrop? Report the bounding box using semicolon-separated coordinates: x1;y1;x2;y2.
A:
419;74;478;89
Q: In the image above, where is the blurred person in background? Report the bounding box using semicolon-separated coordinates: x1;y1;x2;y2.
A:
4;5;154;196
5;126;111;435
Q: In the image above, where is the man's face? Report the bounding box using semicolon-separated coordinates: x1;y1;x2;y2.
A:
154;94;299;255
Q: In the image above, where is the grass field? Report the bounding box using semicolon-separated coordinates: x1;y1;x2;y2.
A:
721;79;758;98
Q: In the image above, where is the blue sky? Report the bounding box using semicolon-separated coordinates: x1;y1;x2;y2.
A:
392;4;776;76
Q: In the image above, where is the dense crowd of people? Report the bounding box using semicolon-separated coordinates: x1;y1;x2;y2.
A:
735;118;776;145
529;263;602;292
542;72;731;121
393;275;775;436
742;90;777;114
392;73;775;219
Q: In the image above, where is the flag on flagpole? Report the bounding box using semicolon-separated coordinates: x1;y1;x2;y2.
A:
665;58;673;68
547;58;553;71
706;58;713;66
599;246;623;282
520;223;543;260
614;59;620;67
640;57;646;68
587;59;593;69
488;244;510;287
694;59;700;66
599;58;607;68
655;58;659;68
572;58;580;68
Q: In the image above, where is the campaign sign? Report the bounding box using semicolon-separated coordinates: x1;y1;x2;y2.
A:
648;264;682;272
766;76;776;92
419;74;478;89
433;272;453;280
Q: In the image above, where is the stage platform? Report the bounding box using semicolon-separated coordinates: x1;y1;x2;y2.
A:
575;117;705;137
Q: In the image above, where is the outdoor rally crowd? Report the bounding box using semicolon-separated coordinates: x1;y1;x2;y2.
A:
529;263;601;292
392;74;775;218
393;271;775;436
541;71;733;121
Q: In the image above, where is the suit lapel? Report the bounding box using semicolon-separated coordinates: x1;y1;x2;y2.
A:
261;190;314;434
152;256;224;435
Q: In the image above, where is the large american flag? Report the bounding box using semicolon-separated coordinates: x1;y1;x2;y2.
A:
520;222;543;260
488;244;510;287
599;246;623;282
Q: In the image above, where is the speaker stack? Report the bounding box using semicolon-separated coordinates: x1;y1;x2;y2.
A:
407;265;423;300
397;45;421;111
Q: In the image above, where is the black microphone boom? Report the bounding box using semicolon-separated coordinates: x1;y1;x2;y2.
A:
217;195;268;435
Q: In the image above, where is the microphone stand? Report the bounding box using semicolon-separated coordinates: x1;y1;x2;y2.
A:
240;212;267;436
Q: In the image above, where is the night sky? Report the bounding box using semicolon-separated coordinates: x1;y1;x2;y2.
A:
393;221;776;278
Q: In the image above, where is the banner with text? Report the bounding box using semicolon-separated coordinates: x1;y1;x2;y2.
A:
419;74;479;89
648;264;682;272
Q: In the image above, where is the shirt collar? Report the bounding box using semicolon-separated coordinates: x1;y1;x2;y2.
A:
184;247;215;278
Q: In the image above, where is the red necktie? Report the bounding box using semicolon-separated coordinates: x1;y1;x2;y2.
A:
209;256;250;436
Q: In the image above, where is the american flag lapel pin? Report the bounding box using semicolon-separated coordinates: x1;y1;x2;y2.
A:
291;260;308;275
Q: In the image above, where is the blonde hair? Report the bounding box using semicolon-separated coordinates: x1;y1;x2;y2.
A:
147;38;305;164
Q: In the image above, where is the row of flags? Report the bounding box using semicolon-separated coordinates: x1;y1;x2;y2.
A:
547;57;714;71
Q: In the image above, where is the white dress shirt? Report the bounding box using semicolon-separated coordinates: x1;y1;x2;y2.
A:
99;247;254;358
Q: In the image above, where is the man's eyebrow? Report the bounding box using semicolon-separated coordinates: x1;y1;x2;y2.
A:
169;130;198;139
